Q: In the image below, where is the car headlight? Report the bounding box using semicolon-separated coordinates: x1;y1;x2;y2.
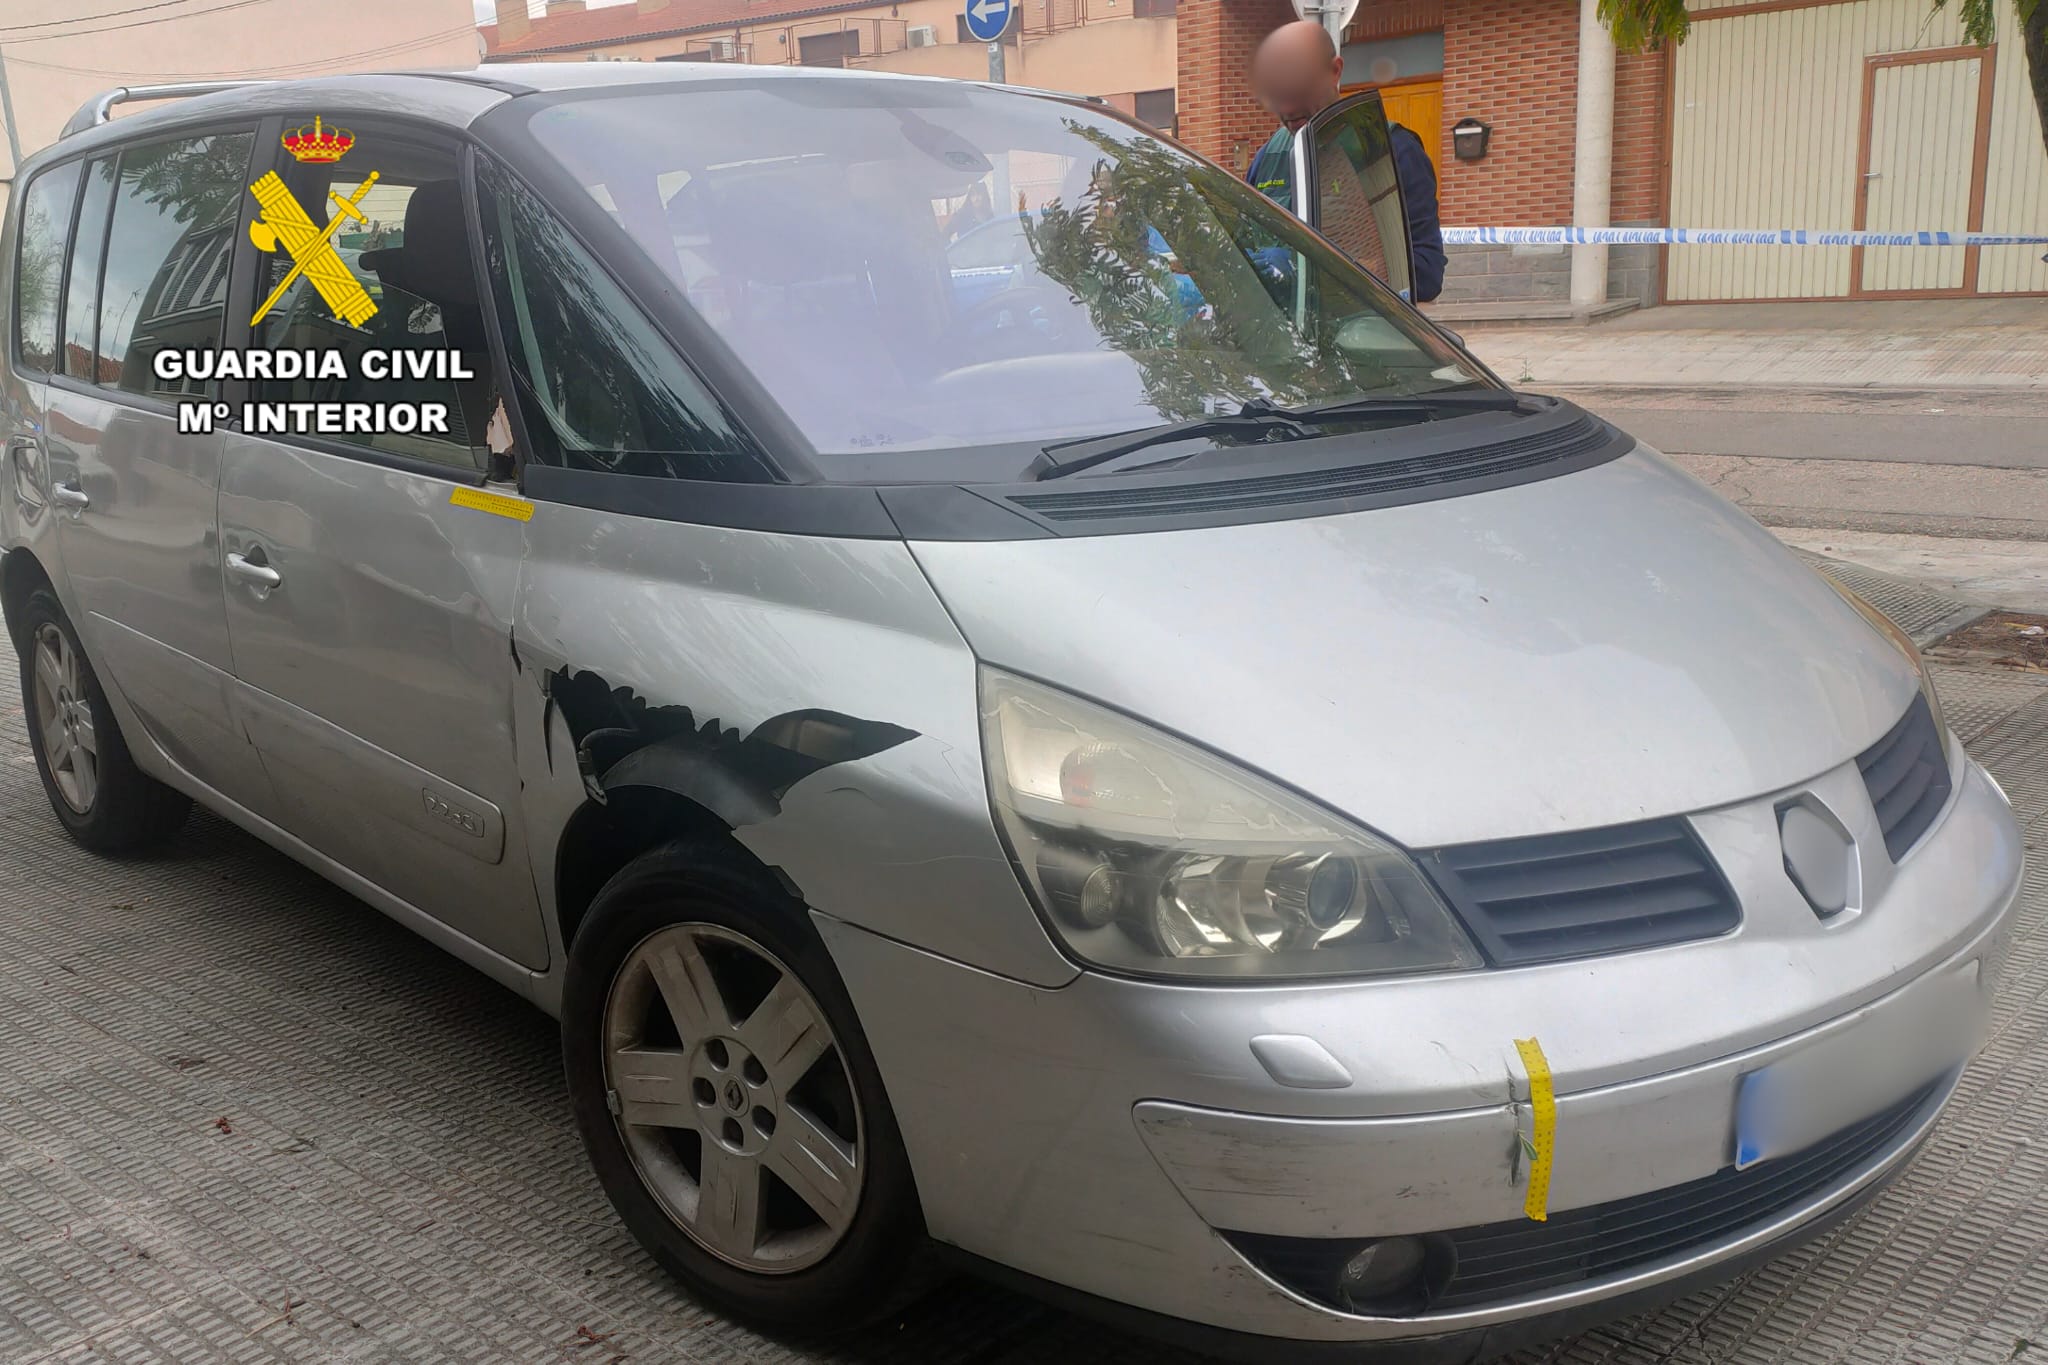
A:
980;669;1481;980
1815;569;1950;745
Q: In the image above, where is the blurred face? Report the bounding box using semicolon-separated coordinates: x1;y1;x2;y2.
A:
1253;43;1343;132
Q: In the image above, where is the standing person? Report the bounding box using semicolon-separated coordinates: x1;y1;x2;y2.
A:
1246;19;1446;303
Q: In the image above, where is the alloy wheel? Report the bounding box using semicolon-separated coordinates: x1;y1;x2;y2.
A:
32;623;97;815
602;922;865;1274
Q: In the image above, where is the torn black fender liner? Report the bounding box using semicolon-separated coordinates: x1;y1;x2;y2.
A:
546;668;916;826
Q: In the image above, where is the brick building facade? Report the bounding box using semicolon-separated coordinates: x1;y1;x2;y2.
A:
1175;0;1671;308
1175;0;1298;182
1437;0;1665;305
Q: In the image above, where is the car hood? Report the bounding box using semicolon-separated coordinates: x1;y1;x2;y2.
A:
907;446;1922;849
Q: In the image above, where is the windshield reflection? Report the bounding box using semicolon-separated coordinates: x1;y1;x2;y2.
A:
525;80;1481;469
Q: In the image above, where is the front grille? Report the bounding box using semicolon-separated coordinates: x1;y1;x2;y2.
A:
1430;1079;1942;1310
1008;411;1625;524
1858;692;1952;861
1422;818;1740;967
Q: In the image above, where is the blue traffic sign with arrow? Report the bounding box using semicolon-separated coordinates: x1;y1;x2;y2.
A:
963;0;1012;43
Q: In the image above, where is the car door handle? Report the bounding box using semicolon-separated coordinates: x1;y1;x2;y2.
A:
51;481;90;510
226;552;282;589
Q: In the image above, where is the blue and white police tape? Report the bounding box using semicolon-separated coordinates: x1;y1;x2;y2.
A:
1442;226;2048;247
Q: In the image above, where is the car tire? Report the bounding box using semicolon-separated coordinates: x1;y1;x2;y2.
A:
17;587;190;854
562;837;929;1336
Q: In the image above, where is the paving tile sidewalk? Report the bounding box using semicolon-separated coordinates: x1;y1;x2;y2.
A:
1453;298;2048;391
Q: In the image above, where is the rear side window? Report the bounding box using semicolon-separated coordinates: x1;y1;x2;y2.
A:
98;131;253;398
63;159;116;382
474;157;769;483
12;161;82;373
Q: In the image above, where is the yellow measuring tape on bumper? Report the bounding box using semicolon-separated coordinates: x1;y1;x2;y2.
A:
1515;1037;1555;1222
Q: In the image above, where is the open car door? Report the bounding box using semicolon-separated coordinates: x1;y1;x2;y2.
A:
1291;90;1413;300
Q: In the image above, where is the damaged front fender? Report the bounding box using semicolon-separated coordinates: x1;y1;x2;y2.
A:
509;512;1078;989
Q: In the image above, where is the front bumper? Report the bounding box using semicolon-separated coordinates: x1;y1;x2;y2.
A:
820;756;2022;1349
945;1078;1939;1364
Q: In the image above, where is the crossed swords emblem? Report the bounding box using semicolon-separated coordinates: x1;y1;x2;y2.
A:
246;170;382;328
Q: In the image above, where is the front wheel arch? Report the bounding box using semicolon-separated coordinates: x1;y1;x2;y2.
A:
552;787;752;954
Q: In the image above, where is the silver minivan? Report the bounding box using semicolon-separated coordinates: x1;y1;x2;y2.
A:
0;65;2023;1361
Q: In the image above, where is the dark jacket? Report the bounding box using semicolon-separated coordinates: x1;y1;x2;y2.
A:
1389;123;1446;303
1246;119;1447;303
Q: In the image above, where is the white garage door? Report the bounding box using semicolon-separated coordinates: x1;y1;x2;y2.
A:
1666;0;2048;301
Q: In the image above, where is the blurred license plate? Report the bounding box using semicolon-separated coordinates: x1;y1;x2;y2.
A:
1732;964;1987;1173
1734;1066;1790;1171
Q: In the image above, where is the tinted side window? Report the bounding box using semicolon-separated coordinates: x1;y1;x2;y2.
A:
63;159;116;382
13;161;82;374
475;157;769;483
99;131;253;399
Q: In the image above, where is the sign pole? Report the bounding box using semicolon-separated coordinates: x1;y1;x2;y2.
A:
1289;0;1359;46
965;0;1013;79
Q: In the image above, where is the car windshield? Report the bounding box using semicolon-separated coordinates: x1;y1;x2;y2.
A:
522;78;1485;473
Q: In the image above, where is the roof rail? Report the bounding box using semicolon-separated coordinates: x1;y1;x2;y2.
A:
60;82;265;139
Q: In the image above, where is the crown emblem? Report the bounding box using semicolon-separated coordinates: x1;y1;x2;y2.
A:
281;115;354;164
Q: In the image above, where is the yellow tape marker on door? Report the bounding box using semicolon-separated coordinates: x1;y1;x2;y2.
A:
450;486;535;522
1515;1036;1556;1222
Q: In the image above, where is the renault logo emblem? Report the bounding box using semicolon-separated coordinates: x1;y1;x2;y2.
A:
1778;795;1858;919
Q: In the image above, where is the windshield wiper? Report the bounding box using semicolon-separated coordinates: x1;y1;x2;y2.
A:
1030;388;1535;482
1237;388;1534;424
1028;410;1314;480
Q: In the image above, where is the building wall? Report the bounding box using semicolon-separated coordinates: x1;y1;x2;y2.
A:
491;1;1176;108
1349;0;1445;42
848;39;990;81
1436;0;1662;226
504;0;965;66
0;0;479;180
1438;0;1576;225
1611;43;1665;226
1430;0;1665;306
983;16;1177;95
1176;0;1296;172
